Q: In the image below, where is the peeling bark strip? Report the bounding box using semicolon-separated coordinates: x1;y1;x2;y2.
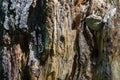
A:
0;0;120;80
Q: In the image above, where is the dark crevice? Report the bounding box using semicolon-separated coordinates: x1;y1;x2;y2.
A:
6;29;32;80
27;0;49;66
21;66;31;80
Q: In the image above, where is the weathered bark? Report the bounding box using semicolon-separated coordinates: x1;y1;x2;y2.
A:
0;0;120;80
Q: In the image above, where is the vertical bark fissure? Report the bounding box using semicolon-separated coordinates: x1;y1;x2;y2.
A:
0;0;120;80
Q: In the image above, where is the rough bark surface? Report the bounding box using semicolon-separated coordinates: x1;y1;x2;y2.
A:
0;0;120;80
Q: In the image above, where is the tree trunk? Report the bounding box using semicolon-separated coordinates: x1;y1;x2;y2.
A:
0;0;120;80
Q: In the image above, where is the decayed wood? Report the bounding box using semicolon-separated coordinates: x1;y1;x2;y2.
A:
0;0;120;80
